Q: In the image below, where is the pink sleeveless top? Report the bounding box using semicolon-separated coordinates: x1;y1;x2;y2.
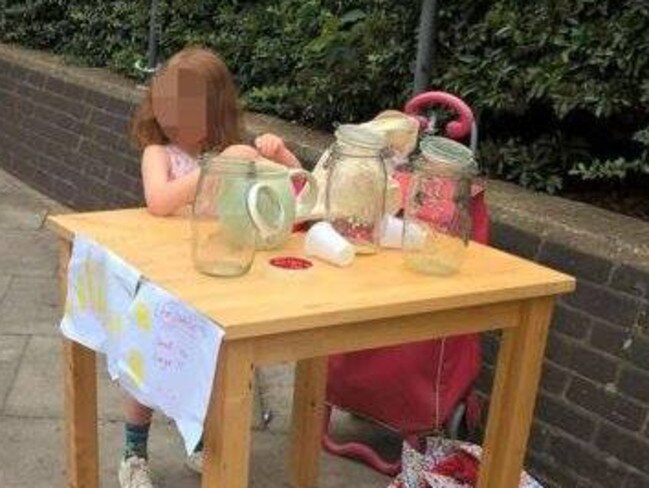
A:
165;145;199;181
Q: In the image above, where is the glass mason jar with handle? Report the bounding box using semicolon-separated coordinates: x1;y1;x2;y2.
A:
191;156;284;277
403;136;477;275
324;124;389;254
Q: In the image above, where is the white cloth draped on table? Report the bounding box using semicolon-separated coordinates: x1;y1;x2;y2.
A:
60;235;224;453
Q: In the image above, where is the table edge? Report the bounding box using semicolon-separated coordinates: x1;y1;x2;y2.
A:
221;280;575;340
46;210;576;342
47;214;75;241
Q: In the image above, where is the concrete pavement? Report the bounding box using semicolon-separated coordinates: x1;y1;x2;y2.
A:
0;168;392;487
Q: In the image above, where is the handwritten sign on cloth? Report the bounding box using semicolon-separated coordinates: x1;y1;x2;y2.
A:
117;281;224;452
60;235;225;453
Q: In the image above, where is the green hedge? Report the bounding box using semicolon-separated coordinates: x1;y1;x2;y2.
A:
2;0;647;193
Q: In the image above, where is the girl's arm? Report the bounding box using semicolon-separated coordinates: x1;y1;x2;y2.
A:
220;144;261;160
141;145;200;216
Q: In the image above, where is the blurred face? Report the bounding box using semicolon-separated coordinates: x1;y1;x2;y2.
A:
151;64;209;148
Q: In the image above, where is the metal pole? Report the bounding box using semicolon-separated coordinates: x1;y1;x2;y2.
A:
146;0;159;71
413;0;439;95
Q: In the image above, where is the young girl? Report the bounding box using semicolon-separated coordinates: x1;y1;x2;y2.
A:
126;46;302;488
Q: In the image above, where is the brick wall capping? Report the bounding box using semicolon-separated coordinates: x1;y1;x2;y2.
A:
0;43;141;105
486;181;649;274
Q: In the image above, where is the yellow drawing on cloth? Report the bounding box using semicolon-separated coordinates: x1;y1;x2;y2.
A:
73;258;107;319
133;302;152;332
106;313;125;335
127;349;146;388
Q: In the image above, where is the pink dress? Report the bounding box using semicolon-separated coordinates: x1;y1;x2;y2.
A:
165;145;199;181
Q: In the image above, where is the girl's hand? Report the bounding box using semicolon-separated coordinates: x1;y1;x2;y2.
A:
254;133;284;159
255;133;302;168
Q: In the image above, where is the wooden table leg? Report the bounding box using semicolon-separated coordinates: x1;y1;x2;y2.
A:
59;239;99;487
202;340;255;488
477;297;555;488
63;339;99;487
289;356;328;488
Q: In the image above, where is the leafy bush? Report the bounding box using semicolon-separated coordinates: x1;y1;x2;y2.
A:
1;0;70;48
1;0;647;194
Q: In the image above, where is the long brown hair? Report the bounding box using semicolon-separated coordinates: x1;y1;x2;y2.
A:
130;47;242;152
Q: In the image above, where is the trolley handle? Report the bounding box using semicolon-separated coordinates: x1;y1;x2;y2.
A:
404;91;475;145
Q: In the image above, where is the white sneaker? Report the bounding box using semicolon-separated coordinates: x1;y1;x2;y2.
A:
185;450;203;474
119;456;155;488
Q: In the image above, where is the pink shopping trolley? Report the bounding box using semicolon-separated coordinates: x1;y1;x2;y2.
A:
323;91;489;476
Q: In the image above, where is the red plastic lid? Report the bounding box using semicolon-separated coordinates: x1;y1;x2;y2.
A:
269;256;313;270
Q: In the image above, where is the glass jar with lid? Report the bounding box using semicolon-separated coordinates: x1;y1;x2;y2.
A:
403;136;477;275
324;124;389;254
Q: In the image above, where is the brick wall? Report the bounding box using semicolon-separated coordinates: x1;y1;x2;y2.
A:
1;44;649;488
0;54;142;210
479;217;649;488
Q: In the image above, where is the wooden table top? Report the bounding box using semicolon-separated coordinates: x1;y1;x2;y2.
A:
48;208;574;339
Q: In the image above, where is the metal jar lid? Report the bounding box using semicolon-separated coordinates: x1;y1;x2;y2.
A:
335;124;386;151
418;136;478;177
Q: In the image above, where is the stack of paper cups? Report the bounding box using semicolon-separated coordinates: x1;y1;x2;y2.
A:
380;215;405;248
380;215;428;250
304;222;355;267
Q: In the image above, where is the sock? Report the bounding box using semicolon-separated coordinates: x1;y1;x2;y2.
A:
123;422;151;460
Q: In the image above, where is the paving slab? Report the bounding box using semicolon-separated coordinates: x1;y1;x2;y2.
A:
258;363;295;433
0;176;19;193
0;230;58;277
0;201;49;231
0;417;67;488
0;276;10;299
0;276;60;336
0;334;28;409
0;169;67;214
248;429;390;488
4;336;124;420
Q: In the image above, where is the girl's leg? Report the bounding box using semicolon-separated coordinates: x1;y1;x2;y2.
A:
123;393;153;460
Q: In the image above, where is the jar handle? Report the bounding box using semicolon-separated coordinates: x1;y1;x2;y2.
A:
288;169;319;222
246;183;285;240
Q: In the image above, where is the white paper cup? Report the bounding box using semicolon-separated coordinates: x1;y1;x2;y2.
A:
380;215;405;248
305;222;355;267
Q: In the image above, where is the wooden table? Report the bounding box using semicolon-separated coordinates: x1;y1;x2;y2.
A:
48;208;574;488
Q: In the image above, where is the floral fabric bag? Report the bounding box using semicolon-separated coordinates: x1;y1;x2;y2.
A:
388;437;543;488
